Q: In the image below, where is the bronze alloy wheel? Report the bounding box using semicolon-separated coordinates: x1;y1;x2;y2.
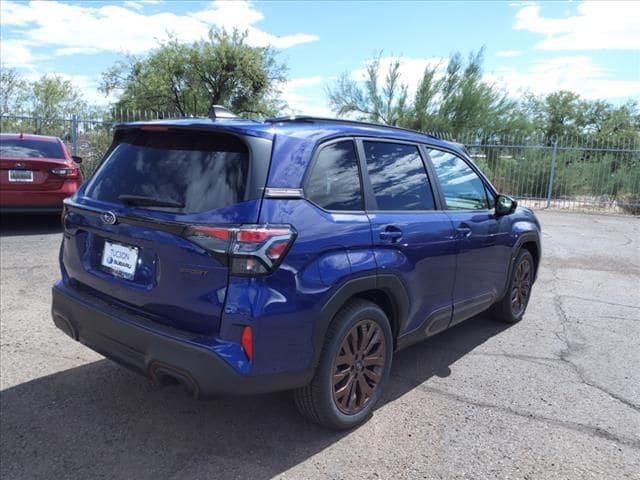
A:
332;319;386;415
511;258;532;317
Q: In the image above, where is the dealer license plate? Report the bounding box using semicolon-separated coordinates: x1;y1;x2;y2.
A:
101;240;139;279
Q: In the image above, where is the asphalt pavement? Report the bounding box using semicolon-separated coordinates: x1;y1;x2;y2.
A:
0;211;638;479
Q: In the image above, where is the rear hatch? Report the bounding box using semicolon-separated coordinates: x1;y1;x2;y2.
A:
0;137;72;191
62;126;272;334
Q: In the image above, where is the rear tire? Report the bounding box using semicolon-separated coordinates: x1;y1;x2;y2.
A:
493;249;535;323
294;299;393;430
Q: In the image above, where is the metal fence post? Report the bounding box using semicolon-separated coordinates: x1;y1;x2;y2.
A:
71;114;79;156
546;139;558;208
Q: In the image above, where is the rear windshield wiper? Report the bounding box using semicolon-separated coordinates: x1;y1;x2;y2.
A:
118;194;185;209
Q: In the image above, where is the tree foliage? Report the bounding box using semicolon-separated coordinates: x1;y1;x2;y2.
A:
327;48;640;143
0;70;89;136
327;49;521;137
100;29;287;117
29;75;88;122
0;68;29;115
327;55;409;126
523;91;639;143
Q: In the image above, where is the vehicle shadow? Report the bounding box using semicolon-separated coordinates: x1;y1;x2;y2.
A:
0;213;62;237
0;314;510;480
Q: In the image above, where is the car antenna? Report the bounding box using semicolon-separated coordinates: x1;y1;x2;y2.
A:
208;105;239;121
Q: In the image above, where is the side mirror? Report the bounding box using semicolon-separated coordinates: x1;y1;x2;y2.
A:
496;195;517;215
72;155;83;164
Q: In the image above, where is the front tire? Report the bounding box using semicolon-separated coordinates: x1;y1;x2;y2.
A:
294;299;393;430
493;249;535;323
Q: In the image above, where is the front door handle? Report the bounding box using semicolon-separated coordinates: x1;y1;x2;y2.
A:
456;224;472;238
379;226;403;242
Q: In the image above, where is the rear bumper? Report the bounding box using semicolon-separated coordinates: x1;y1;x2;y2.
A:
51;281;312;397
0;181;80;210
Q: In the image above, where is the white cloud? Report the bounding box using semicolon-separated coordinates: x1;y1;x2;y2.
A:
515;1;640;50
487;56;640;100
0;39;42;69
0;0;319;58
496;50;522;57
280;76;333;117
54;47;102;56
286;76;325;90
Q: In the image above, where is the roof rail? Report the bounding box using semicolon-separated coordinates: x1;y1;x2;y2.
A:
264;115;442;140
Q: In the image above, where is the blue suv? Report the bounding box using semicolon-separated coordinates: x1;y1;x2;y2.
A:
52;111;541;430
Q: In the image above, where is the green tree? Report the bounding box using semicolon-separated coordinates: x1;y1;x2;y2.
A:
327;54;410;125
327;49;520;137
523;91;585;140
30;75;87;120
409;50;518;137
101;29;287;118
523;91;640;142
0;72;88;136
0;68;29;115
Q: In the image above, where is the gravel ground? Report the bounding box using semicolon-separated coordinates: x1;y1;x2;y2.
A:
1;211;638;480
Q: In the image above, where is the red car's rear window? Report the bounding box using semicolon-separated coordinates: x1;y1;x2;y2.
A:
0;139;65;159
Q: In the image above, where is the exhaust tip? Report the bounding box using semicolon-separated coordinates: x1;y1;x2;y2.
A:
148;362;200;399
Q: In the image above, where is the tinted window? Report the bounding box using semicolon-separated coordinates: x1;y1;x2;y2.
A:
428;149;489;210
305;141;363;211
85;130;249;214
0;138;65;159
363;141;435;211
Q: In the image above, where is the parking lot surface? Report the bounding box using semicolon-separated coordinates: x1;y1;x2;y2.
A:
1;211;639;479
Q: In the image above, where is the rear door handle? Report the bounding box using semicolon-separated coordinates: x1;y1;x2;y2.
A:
379;226;403;242
456;223;472;238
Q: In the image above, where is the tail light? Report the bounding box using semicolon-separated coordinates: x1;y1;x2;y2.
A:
50;167;80;178
185;225;296;276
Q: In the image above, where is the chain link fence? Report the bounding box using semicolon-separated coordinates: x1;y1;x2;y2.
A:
2;112;639;215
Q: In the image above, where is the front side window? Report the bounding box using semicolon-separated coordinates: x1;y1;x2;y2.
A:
305;140;363;211
363;141;435;211
428;149;489;210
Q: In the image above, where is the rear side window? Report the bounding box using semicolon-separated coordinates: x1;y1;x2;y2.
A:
305;140;363;211
363;141;435;211
85;130;249;214
427;149;489;210
0;138;65;159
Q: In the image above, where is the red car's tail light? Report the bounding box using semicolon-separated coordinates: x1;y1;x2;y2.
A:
50;167;80;178
184;224;296;276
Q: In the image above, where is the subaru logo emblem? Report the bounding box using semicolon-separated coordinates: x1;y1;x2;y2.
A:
101;211;117;225
15;162;26;168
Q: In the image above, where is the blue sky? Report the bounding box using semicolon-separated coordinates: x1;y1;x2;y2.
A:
1;0;639;114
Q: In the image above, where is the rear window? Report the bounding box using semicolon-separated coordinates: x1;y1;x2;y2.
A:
0;138;65;159
85;130;250;214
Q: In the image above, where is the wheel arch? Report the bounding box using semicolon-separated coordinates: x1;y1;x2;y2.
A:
497;232;541;302
312;274;409;368
520;240;540;278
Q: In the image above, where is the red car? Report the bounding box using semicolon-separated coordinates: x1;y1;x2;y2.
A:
0;133;83;212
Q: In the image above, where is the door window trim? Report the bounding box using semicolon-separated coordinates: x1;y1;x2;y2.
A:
302;137;366;214
355;137;443;213
421;144;498;213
